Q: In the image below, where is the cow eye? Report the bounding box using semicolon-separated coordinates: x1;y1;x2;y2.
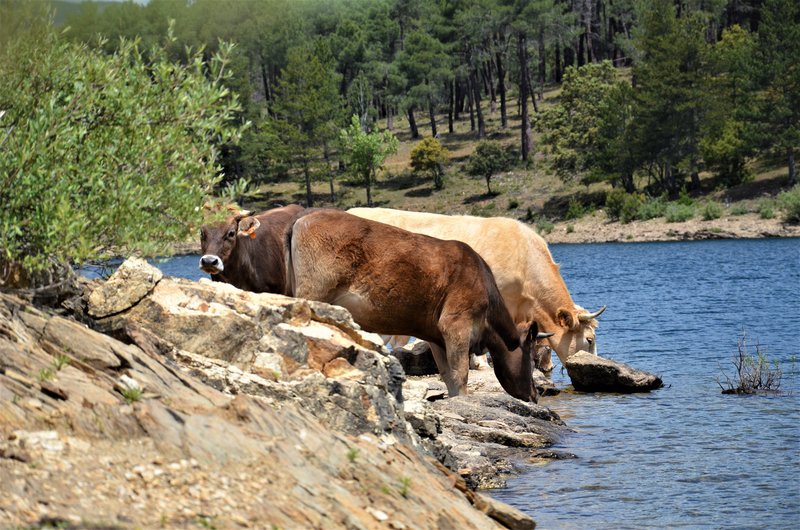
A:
587;337;594;345
227;229;236;239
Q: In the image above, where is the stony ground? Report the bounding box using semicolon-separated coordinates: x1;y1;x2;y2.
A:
544;211;800;244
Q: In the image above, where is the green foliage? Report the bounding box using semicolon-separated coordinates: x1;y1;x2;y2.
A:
52;354;71;371
120;386;144;404
269;43;345;206
605;189;643;223
751;0;800;185
637;195;668;220
398;476;412;498
758;199;776;219
340;115;399;206
665;203;695;223
700;25;757;185
701;201;724;221
565;197;586;220
536;61;634;190
730;203;750;216
535;218;555;235
0;21;244;274
778;185;800;223
566;224;575;234
346;447;359;463
410;137;448;190
465;141;514;194
38;368;55;382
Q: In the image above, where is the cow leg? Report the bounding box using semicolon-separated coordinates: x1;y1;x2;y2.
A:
431;336;469;398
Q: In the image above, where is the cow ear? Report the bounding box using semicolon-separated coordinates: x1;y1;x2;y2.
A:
237;216;261;238
557;308;576;329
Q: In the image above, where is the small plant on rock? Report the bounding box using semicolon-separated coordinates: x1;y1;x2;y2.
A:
52;354;70;371
120;387;144;404
346;447;359;463
398;476;412;498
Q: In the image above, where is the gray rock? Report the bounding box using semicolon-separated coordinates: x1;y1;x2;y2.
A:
87;257;162;317
392;340;439;375
565;350;663;392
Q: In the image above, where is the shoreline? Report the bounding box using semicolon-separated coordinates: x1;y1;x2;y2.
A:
542;211;800;245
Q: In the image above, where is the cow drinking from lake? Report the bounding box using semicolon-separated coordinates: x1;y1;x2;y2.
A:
348;207;606;372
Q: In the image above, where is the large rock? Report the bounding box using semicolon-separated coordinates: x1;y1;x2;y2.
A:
87;257;162;318
565;350;663;392
0;271;535;529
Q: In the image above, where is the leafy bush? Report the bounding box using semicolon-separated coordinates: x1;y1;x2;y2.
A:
410;137;448;189
730;203;749;216
605;189;643;223
465;140;514;194
758;199;776;219
778;185;800;223
536;218;555;235
702;201;724;220
565;197;586;220
665;203;695;222
0;23;244;275
636;195;668;220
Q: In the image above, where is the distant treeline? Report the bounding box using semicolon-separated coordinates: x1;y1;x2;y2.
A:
60;0;798;197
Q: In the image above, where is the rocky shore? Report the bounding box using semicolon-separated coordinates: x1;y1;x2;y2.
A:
544;211;800;244
0;258;572;529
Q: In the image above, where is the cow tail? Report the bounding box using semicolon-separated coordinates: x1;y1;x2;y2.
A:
283;209;313;296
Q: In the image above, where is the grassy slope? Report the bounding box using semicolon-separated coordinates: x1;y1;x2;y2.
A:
245;86;795;235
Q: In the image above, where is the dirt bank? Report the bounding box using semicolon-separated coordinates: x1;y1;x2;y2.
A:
543;212;800;244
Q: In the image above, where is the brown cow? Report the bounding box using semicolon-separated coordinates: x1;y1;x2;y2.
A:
285;209;539;402
199;204;303;294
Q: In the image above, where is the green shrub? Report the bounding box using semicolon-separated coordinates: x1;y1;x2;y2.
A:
702;201;724;220
665;203;694;222
730;203;749;216
0;21;244;275
718;330;782;394
565;197;586;220
637;195;668;220
508;199;519;209
676;188;694;206
536;218;555;235
605;189;643;223
778;185;800;223
758;199;776;219
410;137;448;189
566;224;575;234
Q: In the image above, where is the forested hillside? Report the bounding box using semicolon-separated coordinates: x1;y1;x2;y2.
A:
57;0;798;207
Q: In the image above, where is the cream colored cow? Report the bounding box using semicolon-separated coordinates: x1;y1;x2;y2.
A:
348;207;606;371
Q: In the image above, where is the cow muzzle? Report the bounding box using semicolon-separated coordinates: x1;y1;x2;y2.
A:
199;255;224;274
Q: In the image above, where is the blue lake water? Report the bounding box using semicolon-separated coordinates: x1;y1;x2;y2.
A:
145;239;800;529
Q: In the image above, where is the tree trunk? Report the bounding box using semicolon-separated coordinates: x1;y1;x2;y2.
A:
428;97;438;138
496;49;507;128
471;69;485;138
303;162;314;207
789;147;797;186
538;30;546;100
485;60;497;113
517;32;532;162
407;106;419;139
467;82;475;132
448;79;455;133
485;175;492;195
554;41;563;82
366;169;373;207
387;106;394;131
526;71;539;113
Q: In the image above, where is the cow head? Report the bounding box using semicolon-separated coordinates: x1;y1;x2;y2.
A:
537;305;606;372
199;211;257;275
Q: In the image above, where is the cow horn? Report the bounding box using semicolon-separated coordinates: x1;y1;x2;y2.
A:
536;332;555;339
578;305;607;322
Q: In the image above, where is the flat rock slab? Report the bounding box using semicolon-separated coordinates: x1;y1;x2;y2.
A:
565;351;663;392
